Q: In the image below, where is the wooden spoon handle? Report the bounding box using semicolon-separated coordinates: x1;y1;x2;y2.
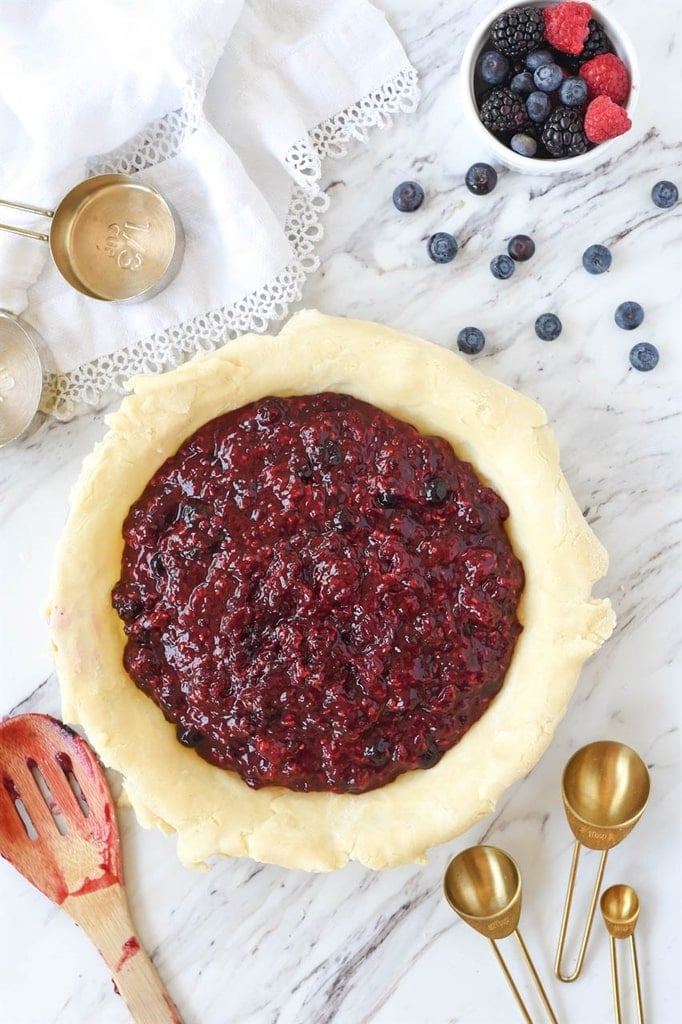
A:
62;885;183;1024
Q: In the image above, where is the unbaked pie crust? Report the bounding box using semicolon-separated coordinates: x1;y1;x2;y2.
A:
47;311;615;871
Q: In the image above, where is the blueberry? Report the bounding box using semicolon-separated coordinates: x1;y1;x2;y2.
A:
534;63;563;92
150;552;166;575
511;132;538;157
535;313;562;340
507;234;535;261
526;49;554;72
320;438;342;466
582;244;612;274
427;232;458;263
651;180;678;209
629;342;659;372
377;489;398;508
526;90;552;123
465;162;498;195
490;254;515;280
332;508;354;532
480;50;510;85
510;71;535;96
614;301;644;330
418;739;443;769
424;476;450;505
364;738;391;766
457;326;486;354
392;180;424;212
559;76;588;107
176;726;204;748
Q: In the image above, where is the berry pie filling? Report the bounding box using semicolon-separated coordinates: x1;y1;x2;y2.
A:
112;393;524;795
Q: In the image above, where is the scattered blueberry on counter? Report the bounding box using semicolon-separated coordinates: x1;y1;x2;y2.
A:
457;327;486;354
651;180;678;209
629;342;659;372
490;254;515;279
507;234;535;261
582;243;612;274
615;301;644;330
392;180;425;212
427;232;458;263
388;174;663;372
464;162;498;195
535;313;563;341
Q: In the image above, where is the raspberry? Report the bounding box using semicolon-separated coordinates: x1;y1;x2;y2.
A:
579;53;630;105
584;95;632;143
543;2;592;55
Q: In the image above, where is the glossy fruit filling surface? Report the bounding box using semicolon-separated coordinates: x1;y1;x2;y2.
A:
112;393;524;794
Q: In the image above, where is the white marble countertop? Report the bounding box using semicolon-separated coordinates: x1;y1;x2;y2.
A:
1;1;680;1022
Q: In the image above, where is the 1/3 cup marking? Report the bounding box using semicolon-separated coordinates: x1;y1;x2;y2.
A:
104;221;150;271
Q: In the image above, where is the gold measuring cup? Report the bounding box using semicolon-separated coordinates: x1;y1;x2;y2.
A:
444;846;560;1024
601;885;644;1024
0;174;183;302
554;741;650;982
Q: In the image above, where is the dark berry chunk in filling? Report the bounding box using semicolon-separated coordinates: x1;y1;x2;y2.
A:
112;393;524;794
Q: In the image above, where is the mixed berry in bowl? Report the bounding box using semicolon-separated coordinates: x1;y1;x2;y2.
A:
463;1;637;169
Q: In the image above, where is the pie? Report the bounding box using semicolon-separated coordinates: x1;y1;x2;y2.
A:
47;310;615;871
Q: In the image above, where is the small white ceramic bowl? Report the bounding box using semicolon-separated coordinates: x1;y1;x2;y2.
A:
460;0;639;175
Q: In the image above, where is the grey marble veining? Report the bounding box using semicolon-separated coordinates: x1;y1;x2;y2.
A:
1;1;680;1022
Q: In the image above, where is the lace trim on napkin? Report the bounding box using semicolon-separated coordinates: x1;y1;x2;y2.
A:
41;65;419;420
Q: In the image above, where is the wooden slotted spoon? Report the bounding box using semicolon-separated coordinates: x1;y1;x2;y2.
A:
0;713;183;1023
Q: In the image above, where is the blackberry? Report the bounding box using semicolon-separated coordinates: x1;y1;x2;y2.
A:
561;20;612;74
541;107;589;157
580;19;613;61
479;88;529;135
490;7;545;58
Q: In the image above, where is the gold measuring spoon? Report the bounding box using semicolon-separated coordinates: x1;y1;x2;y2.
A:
554;741;650;982
601;885;644;1024
0;174;183;302
444;845;560;1024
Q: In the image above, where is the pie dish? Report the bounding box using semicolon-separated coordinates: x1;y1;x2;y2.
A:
47;310;615;871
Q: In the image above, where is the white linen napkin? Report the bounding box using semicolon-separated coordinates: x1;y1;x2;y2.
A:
0;0;418;419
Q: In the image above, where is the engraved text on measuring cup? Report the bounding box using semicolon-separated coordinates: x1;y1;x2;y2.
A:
0;364;16;401
104;221;151;271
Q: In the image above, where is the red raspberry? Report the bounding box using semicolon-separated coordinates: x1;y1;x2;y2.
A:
584;95;632;143
543;2;592;55
579;53;631;105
